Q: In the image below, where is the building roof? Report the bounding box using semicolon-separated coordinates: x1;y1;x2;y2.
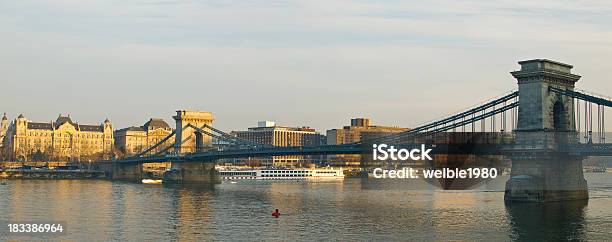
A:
27;122;53;130
115;126;146;133
17;114;106;133
143;118;171;130
518;59;573;68
244;125;317;133
79;124;103;132
55;115;75;126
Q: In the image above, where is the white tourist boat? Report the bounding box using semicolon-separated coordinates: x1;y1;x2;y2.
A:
218;168;344;180
141;179;163;184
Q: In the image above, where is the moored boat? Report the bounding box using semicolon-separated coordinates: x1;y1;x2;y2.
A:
141;179;163;184
218;168;344;180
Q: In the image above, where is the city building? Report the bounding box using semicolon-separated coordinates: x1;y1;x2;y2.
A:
0;113;8;145
231;121;326;167
2;114;114;162
327;118;408;144
0;113;8;160
114;118;174;156
326;118;409;168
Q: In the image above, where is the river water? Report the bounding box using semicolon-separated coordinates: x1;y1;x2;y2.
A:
0;174;610;241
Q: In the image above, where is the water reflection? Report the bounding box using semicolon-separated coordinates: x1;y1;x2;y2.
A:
0;175;609;241
506;200;588;241
164;183;215;241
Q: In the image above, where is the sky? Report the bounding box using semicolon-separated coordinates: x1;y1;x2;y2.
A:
1;0;612;132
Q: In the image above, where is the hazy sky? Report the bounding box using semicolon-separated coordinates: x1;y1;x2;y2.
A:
1;0;611;132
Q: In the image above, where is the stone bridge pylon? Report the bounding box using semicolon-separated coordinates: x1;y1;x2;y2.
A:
164;110;219;183
505;59;588;202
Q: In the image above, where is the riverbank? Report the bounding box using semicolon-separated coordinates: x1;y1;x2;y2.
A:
0;169;106;179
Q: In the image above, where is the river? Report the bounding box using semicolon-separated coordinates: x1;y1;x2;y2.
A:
0;174;610;241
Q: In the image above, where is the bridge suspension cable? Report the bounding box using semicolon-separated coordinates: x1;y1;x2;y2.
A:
186;124;271;148
410;102;519;138
549;87;612;107
153;134;194;156
357;90;519;144
126;122;273;159
549;87;610;143
201;124;272;148
129;130;176;158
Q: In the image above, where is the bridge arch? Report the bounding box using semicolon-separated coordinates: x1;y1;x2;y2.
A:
552;99;568;132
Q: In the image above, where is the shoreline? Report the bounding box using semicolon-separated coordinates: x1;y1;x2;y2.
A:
0;169;106;179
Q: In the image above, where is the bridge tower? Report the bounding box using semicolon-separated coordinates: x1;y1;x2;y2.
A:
505;59;588;202
165;110;219;183
173;110;214;153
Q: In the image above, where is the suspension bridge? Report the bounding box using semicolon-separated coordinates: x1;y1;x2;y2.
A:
100;59;612;202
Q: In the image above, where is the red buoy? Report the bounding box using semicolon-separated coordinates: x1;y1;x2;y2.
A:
272;209;280;218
